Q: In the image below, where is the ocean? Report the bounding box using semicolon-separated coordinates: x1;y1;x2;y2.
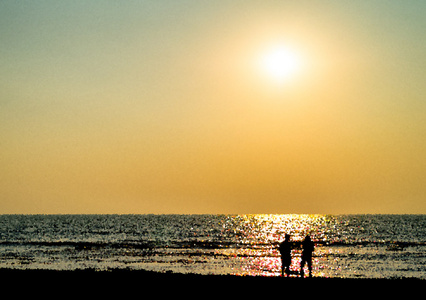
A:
0;214;425;279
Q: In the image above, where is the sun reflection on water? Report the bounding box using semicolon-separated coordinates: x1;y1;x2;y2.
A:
223;214;330;277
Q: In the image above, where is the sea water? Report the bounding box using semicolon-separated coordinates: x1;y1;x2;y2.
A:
0;214;425;278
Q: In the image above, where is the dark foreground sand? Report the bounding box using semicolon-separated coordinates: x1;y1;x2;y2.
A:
2;269;423;296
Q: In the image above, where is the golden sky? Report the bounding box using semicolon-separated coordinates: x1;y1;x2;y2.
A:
1;1;426;213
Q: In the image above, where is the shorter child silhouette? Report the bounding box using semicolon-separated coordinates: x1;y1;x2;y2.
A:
279;234;292;277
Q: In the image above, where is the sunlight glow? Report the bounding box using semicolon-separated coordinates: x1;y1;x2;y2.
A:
259;45;303;83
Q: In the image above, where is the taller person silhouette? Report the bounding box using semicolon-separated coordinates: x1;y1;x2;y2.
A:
300;235;314;278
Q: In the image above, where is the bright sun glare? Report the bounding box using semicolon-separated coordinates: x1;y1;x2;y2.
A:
260;46;302;83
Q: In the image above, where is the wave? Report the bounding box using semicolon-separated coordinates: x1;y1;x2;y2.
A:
1;239;424;250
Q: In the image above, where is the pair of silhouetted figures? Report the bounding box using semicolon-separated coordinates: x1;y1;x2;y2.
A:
279;234;314;278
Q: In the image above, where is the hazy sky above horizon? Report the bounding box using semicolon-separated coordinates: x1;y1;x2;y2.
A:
1;1;426;214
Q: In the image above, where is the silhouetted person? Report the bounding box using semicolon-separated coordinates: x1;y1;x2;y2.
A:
300;235;314;278
279;234;292;277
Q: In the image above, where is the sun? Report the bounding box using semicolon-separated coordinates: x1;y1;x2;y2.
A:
259;45;302;83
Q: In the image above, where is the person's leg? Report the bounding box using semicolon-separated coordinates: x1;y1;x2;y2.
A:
285;258;291;276
300;258;305;277
307;257;312;277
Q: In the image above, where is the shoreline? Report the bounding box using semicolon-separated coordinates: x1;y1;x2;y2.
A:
2;268;423;283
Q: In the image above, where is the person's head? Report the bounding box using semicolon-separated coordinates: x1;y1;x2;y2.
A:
285;234;290;241
305;235;311;241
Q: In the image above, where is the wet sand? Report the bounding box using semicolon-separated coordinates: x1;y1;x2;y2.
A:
2;268;423;295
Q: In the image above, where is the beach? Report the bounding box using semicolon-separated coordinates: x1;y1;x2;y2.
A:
2;268;423;292
2;268;424;300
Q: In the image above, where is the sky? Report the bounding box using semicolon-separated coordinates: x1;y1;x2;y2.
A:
1;1;426;214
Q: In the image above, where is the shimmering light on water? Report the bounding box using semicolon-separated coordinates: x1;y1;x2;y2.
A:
0;215;425;278
223;214;329;277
